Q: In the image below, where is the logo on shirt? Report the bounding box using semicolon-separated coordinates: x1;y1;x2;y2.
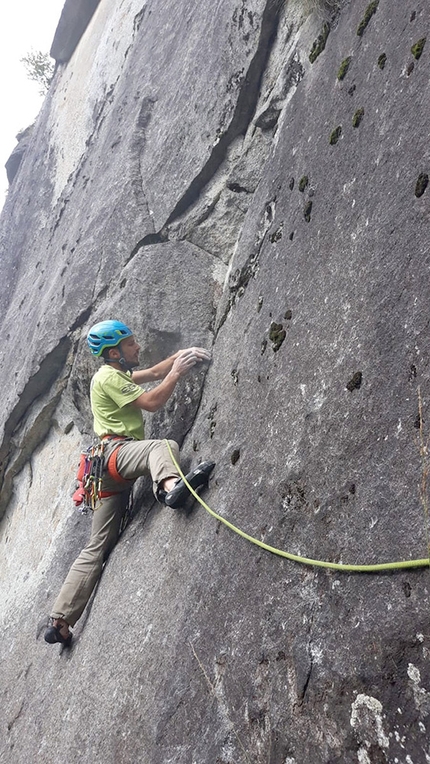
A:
121;383;138;395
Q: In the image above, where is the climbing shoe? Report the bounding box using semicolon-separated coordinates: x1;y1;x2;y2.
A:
164;461;215;509
44;619;72;647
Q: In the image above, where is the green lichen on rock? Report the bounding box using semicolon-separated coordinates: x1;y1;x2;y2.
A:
415;173;429;198
357;0;379;37
329;125;342;145
411;37;426;60
337;56;352;80
299;175;309;192
269;322;286;352
309;22;330;63
352;107;364;127
304;200;313;222
378;52;387;69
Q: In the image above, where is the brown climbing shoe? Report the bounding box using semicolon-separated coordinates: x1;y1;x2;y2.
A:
44;618;72;647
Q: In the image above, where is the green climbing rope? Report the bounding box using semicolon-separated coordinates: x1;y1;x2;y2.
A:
165;440;430;573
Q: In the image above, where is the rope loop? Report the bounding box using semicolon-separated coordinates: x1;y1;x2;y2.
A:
164;440;430;573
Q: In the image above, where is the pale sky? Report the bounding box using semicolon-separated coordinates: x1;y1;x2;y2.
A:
0;0;65;210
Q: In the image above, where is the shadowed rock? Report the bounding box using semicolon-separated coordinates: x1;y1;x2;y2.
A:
50;0;102;62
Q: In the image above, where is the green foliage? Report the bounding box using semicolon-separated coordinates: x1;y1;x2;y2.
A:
377;53;387;69
411;37;426;60
357;0;379;37
298;175;309;192
269;322;286;351
329;125;342;145
337;56;352;80
352;108;364;128
20;50;54;96
309;22;330;63
303;200;313;222
415;173;429;198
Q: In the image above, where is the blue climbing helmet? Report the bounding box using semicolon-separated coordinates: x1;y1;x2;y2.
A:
87;320;133;356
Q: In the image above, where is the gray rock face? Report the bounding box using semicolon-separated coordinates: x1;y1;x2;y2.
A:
50;0;102;62
1;0;430;762
4;125;34;184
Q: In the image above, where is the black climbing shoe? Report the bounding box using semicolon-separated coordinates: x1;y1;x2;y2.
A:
164;461;215;509
44;621;72;647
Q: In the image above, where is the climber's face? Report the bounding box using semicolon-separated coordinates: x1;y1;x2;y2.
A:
108;335;140;367
118;335;141;367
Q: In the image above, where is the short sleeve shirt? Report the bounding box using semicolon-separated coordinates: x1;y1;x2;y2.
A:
90;365;145;440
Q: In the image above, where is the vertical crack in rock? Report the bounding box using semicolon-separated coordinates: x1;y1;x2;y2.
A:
6;698;25;733
294;606;315;704
0;337;72;522
164;0;283;227
300;649;313;702
215;198;277;333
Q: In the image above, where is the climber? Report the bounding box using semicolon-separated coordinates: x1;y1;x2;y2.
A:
44;319;215;647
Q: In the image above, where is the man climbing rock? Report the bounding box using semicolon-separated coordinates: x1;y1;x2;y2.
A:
44;320;214;647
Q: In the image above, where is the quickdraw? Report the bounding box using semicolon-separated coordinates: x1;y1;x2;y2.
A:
77;442;107;514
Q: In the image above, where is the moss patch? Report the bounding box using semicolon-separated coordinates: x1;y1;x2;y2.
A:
269;322;287;352
299;175;309;192
329;125;342;145
411;37;426;60
377;52;387;69
309;22;330;64
415;173;429;198
357;0;379;37
304;200;313;222
337;56;352;80
352;107;364;127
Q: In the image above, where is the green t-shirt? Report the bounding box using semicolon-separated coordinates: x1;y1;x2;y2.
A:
90;365;145;440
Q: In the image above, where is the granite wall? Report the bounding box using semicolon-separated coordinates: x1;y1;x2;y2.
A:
0;0;429;761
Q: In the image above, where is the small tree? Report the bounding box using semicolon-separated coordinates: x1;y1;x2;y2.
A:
20;50;55;96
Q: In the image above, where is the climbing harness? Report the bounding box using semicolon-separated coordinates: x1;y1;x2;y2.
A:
74;439;133;514
164;440;430;573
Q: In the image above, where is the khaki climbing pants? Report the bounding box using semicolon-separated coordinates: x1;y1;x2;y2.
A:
50;438;180;627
